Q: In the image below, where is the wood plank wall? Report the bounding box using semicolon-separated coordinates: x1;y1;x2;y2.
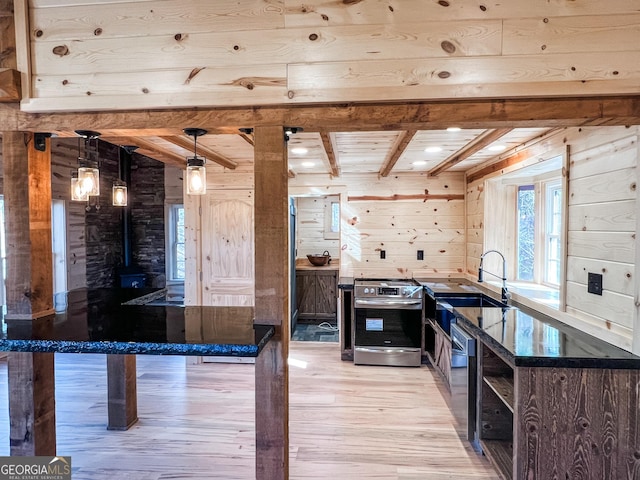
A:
294;196;340;261
566;127;638;345
290;172;466;279
19;0;640;111
467;126;640;352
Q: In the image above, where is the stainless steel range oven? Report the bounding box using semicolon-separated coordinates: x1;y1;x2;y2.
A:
353;279;423;367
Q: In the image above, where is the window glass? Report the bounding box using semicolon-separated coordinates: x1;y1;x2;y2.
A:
517;185;535;281
169;205;185;281
331;201;340;233
545;183;562;285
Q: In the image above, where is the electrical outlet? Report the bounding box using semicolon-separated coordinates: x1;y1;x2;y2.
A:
380;250;386;259
587;272;603;295
417;250;424;260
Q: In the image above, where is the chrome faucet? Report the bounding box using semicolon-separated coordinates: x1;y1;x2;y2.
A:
478;250;510;304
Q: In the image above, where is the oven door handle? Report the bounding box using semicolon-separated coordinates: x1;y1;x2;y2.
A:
355;347;421;354
354;299;423;309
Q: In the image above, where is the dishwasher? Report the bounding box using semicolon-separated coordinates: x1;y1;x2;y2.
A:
449;322;478;448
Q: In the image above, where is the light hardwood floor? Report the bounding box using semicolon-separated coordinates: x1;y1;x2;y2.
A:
0;343;498;479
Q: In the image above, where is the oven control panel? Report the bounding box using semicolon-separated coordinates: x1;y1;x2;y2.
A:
355;283;423;299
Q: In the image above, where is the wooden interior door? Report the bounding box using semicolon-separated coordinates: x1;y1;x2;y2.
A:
200;189;254;306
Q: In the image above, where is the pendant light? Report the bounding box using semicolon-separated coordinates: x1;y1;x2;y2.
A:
112;181;127;206
183;128;208;195
112;145;136;207
71;130;102;201
71;171;89;201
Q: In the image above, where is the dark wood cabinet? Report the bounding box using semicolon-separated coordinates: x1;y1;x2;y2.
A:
433;323;451;386
477;339;640;480
295;269;338;321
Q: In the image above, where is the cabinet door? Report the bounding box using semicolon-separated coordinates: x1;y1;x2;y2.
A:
315;271;337;316
296;271;316;318
434;327;452;387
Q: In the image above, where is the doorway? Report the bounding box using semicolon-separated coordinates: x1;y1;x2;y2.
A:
289;194;340;343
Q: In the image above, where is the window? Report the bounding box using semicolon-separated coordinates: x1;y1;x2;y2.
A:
51;199;67;295
323;195;340;239
514;179;562;286
545;182;562;285
168;204;185;281
516;185;535;281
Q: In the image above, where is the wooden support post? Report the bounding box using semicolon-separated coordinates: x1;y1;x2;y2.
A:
3;131;56;455
253;125;289;479
107;355;138;430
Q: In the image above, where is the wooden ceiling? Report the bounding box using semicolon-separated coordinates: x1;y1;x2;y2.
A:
98;126;551;177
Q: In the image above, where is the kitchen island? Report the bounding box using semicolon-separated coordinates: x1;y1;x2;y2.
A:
0;288;274;452
420;278;640;480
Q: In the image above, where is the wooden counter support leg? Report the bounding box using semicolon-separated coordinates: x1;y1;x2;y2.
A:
8;353;56;456
3;132;56;455
107;354;138;430
253;125;289;480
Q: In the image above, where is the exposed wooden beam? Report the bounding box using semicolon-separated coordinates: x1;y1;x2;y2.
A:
0;69;21;102
12;96;640;135
4;131;56;456
379;129;417;177
102;136;186;168
0;0;21;101
348;192;464;202
319;131;340;177
161;135;238;170
466;128;564;183
239;132;255;146
253;126;289;479
429;128;513;176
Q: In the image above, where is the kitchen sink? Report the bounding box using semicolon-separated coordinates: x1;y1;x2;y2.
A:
430;293;511;336
436;294;509;309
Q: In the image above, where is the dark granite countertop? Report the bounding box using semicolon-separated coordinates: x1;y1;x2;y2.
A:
419;278;640;369
0;288;274;357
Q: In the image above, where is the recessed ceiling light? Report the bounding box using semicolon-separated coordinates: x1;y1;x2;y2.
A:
424;146;442;153
446;127;461;132
488;144;506;152
412;160;427;166
301;161;315;167
291;147;308;155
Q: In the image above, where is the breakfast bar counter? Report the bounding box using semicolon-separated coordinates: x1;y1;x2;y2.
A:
0;287;275;454
0;288;274;357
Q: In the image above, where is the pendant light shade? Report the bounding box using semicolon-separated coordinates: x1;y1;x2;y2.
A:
184;128;208;195
112;182;128;206
78;166;100;196
71;171;89;201
186;157;206;195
